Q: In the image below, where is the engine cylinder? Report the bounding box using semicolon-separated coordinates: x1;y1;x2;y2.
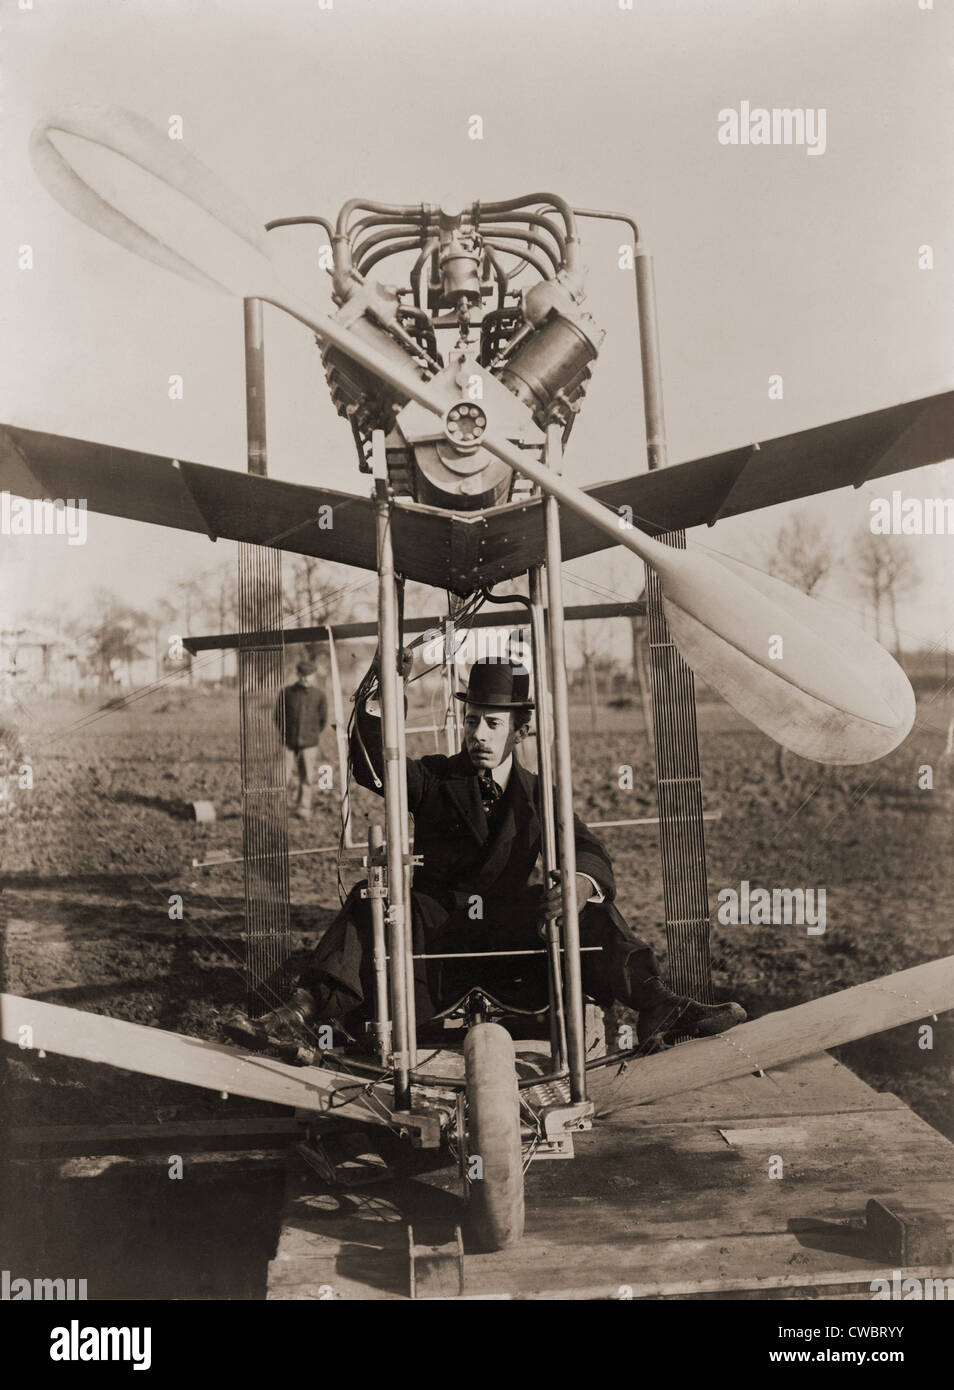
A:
498;309;602;420
320;313;420;434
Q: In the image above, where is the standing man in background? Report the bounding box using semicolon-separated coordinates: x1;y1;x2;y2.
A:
276;658;328;820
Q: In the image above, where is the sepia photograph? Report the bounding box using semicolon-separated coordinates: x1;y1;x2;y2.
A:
2;0;952;1356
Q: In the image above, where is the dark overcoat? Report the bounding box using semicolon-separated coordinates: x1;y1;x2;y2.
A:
303;704;648;1021
275;682;328;751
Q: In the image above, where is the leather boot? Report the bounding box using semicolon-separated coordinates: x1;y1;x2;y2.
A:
223;988;317;1049
625;951;746;1047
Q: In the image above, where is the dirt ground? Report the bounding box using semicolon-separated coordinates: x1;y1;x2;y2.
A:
3;680;953;1146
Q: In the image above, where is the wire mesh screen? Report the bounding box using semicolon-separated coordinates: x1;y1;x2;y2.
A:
238;541;291;1016
646;530;713;1005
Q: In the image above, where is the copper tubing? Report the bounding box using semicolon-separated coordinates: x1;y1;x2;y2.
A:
348;212;431;240
573;209;665;472
336;198;428;237
265;214;335;239
478;193;577;248
481;245;510;309
359;237;431;277
485;241;554;282
572;206;638;240
478;226;561;273
477;210;566;259
410;239;440;307
352;225;430;265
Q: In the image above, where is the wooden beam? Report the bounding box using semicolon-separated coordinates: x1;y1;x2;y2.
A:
4;955;952;1120
10;1117;302;1156
591;955;954;1115
184;601;646;654
10;1150;289;1180
0;994;399;1125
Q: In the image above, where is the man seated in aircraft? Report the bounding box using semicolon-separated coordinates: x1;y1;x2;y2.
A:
229;658;745;1052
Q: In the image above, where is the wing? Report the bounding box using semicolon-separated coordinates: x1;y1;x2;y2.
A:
465;388;954;589
589;953;954;1116
0;423;379;569
4;387;954;593
0;421;488;589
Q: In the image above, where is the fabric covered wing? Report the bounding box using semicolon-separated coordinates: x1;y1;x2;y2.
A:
4;387;953;591
0;422;378;568
469;388;954;584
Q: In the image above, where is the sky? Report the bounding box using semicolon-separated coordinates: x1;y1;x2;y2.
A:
2;0;953;661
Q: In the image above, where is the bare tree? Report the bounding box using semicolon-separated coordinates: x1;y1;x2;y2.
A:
283;556;372;629
766;511;835;596
852;532;919;658
576;620;603;732
283;557;340;625
175;577;216;685
215;571;237;682
85;590;151;689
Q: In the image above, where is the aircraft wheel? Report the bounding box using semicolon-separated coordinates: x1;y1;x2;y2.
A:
463;1022;525;1250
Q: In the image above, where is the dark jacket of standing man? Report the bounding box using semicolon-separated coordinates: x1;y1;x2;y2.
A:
275;659;328;818
276;660;328;750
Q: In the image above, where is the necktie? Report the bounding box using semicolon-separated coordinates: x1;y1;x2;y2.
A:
478;770;501;817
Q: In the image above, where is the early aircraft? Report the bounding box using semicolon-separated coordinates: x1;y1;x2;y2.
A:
3;105;954;1253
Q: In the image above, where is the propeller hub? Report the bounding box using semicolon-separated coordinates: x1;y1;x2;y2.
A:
442;400;487;453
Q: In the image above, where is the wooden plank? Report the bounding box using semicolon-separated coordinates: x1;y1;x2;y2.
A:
265;1066;954;1300
0;994;399;1126
7;957;950;1127
10;1149;288;1180
620;1055;905;1124
267;1155;409;1301
590;956;954;1116
434;1108;954;1248
466;1263;954;1301
10;1117;302;1156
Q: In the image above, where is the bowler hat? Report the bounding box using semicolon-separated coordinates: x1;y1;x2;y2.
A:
454;658;534;710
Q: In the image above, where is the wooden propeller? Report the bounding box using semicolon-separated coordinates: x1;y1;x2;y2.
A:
30;105;916;765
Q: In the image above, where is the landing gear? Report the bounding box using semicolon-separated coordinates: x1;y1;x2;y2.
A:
463;1023;525;1250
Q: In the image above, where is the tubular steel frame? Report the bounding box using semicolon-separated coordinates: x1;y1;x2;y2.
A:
239;209;700;1113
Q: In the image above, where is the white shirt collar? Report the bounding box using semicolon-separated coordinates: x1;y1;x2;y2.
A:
491;754;513;793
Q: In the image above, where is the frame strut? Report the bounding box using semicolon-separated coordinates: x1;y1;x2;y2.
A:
372;430;412;1107
528;569;568;1071
325;627;355;848
543;423;588;1104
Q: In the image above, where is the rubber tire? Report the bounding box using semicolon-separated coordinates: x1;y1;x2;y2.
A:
464;1023;525;1250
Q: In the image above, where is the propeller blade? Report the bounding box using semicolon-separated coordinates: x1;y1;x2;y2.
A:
30;105;917;766
659;550;915;764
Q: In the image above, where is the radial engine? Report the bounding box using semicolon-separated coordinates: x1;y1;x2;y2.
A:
315;195;604;510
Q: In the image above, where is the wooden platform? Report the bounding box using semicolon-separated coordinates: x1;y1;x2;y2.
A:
266;1054;954;1300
